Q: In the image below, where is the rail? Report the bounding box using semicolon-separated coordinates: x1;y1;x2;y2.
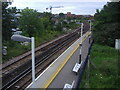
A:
2;29;85;90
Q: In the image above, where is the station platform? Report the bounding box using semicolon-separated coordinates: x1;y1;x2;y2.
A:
26;31;91;89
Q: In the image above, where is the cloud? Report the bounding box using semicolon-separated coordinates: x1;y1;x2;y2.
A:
12;0;110;3
110;0;120;2
9;0;108;15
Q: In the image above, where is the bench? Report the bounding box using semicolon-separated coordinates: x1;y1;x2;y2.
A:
63;81;75;90
72;63;81;74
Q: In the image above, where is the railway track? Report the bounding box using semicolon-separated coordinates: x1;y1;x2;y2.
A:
2;30;79;74
1;22;89;89
1;33;71;75
1;29;80;89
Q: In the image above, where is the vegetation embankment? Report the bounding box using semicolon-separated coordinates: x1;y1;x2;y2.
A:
3;30;63;62
80;44;120;88
2;2;80;62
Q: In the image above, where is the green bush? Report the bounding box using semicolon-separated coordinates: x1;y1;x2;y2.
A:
93;22;120;47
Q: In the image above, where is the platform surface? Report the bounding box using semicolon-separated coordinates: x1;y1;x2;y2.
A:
26;31;91;89
48;33;90;88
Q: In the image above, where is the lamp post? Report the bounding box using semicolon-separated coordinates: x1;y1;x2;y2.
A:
89;20;91;31
88;20;92;44
79;23;84;64
11;35;35;83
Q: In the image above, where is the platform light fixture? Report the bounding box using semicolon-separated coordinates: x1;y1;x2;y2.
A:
11;35;35;83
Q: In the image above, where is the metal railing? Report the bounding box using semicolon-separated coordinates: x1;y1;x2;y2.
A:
75;40;94;89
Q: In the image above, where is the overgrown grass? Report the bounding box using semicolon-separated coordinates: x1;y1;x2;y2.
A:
80;44;120;88
3;41;31;62
2;30;63;62
35;30;63;46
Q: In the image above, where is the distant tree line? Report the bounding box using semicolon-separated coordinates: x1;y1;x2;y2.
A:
2;3;62;42
2;2;80;43
93;2;120;47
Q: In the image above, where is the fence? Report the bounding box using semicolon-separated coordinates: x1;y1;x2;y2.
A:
75;40;94;89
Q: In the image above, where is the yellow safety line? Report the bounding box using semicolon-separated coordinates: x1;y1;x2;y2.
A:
43;32;91;88
44;41;79;88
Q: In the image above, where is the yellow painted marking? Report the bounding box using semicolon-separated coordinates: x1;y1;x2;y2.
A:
43;31;91;88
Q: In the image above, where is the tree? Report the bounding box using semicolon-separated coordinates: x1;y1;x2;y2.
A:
94;2;120;23
59;13;65;18
19;7;44;37
2;2;12;41
93;2;120;47
41;17;50;30
2;2;19;41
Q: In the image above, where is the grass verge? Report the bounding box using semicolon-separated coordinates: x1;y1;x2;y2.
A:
80;44;120;88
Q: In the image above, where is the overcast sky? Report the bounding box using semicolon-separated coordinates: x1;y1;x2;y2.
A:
9;0;112;15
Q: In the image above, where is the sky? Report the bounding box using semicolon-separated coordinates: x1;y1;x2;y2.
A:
9;0;112;15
